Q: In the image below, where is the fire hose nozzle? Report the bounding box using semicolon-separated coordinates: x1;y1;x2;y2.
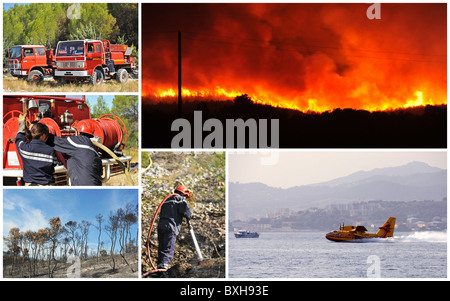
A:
187;219;204;261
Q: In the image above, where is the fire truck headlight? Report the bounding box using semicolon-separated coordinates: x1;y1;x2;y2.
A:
76;61;85;69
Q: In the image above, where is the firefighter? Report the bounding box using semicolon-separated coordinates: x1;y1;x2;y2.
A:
157;185;193;271
48;120;102;186
15;114;57;186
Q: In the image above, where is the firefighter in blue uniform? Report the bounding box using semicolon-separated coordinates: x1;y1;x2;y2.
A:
157;185;193;271
48;120;103;186
15;114;57;185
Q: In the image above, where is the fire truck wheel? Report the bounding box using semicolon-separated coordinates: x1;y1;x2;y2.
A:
27;70;44;84
116;68;129;83
90;69;104;86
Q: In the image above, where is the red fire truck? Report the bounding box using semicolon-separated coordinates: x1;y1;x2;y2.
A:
3;95;133;186
6;45;56;83
54;39;135;85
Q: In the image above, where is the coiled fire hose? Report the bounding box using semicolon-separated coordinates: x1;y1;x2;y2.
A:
91;140;134;186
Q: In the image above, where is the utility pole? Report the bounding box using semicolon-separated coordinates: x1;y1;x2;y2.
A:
178;30;182;117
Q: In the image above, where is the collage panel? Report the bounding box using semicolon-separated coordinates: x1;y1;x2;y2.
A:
3;94;138;187
140;3;446;149
227;151;447;278
3;188;139;278
140;151;225;278
3;3;139;93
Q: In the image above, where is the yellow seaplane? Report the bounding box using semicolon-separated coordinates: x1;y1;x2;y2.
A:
325;217;396;242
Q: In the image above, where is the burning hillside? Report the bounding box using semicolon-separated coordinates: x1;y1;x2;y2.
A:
142;3;446;113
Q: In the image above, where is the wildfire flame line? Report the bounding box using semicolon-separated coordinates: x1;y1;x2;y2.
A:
145;87;446;113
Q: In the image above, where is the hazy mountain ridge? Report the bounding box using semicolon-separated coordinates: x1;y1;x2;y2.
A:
310;161;444;187
229;161;447;220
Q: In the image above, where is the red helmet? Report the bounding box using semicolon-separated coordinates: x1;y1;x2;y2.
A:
174;185;192;199
76;120;96;136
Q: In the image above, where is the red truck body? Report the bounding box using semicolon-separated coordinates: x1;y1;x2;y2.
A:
3;95;131;186
54;39;135;84
6;45;56;82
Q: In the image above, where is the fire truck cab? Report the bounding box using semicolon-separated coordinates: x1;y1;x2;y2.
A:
6;45;56;82
54;39;135;85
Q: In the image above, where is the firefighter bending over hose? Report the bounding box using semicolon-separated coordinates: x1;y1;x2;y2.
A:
157;185;193;271
48;120;102;186
15;114;57;186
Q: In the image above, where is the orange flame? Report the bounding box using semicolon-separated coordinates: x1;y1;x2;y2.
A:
144;85;445;113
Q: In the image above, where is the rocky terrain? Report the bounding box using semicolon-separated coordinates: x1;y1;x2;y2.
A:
3;253;138;278
140;151;226;278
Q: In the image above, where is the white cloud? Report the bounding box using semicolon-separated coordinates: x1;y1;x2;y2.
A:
20;206;48;232
3;191;48;236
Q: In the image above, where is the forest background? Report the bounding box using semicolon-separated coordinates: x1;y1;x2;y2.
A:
3;3;139;63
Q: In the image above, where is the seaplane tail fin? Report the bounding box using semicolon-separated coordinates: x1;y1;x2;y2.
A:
376;217;396;238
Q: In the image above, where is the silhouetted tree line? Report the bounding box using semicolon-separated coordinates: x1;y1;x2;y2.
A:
142;94;446;148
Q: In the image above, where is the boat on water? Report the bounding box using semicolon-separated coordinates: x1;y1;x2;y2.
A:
234;230;259;238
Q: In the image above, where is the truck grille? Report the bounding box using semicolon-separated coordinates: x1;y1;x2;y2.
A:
7;59;21;71
57;61;84;69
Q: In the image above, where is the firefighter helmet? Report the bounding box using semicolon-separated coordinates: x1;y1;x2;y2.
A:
76;120;96;136
174;185;192;199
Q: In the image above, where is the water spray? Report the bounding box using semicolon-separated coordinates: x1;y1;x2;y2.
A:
187;219;203;261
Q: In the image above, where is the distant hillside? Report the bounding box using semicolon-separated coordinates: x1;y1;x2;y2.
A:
313;161;443;187
229;161;447;220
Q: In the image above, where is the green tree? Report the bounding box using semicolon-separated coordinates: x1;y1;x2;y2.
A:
3;3;67;47
68;22;100;40
88;95;111;118
3;4;26;49
67;3;118;41
107;3;138;47
111;95;138;146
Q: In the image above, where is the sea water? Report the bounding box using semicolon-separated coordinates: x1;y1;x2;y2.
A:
228;231;447;278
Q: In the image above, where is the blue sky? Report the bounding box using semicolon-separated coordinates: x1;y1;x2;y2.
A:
3;3;28;11
3;3;17;11
3;188;139;252
85;95;115;110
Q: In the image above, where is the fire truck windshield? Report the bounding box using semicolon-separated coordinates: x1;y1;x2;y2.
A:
57;41;85;56
9;46;22;58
